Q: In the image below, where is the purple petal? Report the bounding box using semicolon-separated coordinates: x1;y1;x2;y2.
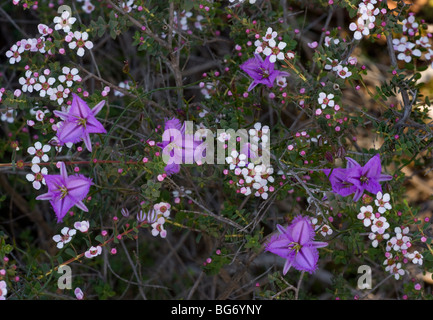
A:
50;195;76;223
69;93;91;119
283;259;293;275
91;100;105;116
345;157;361;169
293;246;319;274
363;154;382;178
57;121;85;144
84;115;106;134
311;241;328;249
74;200;89;212
66;175;92;201
36;192;53;201
59;162;68;180
289;216;315;246
81;132;92;152
352;188;364;202
378;173;392;182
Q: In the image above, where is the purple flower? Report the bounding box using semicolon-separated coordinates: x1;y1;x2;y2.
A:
36;162;92;222
324;154;392;202
54;93;106;152
265;215;328;274
157;118;202;176
240;54;289;91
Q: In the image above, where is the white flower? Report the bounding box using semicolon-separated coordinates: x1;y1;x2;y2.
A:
0;280;7;300
53;10;77;33
5;44;24;64
53;227;76;249
371;216;390;234
318;224;333;237
68;31;94;57
276;75;288;88
263;40;287;63
50;84;69;105
416;36;431;49
38;23;53;36
74;220;90;233
324;36;340;47
324;58;340;71
82;1;96;14
375;192;392;214
58;67;81;87
406;250;423;265
34;75;56;97
151;217;167;238
18;70;36;93
1;110;15;123
396;41;422;63
26;164;47;190
154;202;171;217
389;262;405;280
262;27;277;42
357;205;374;227
335;65;352;79
114;81;130;97
368;232;390;248
402;15;419;35
27;142;51;164
317;92;335;109
349;18;370;40
85;246;102;258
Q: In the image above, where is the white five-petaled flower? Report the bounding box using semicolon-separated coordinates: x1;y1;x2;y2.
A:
27;142;51;164
402;15;419;36
349;18;370;40
375;191;392;214
396;41;422;63
18;70;36;93
85;246;102;258
58;67;81;87
67;31;94;57
50;84;69;105
34;75;56;98
368;231;390;248
262;27;277;42
53;227;77;249
406;250;423;265
371;216;390;234
317;92;335;109
53;10;77;33
26;164;47;190
357;205;374;227
5;44;24;64
335;65;352;79
263;40;287;63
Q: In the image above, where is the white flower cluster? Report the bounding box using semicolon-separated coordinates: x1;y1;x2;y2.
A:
52;221;90;249
254;27;287;63
225;123;274;200
136;202;172;238
357;192;423;280
349;0;380;41
323;56;357;80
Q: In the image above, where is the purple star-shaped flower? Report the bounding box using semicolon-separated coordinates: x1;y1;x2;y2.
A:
240;54;289;91
36;162;92;223
323;154;392;202
54;93;106;152
265;215;328;274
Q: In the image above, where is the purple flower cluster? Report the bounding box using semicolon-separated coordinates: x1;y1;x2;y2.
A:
323;154;392;202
